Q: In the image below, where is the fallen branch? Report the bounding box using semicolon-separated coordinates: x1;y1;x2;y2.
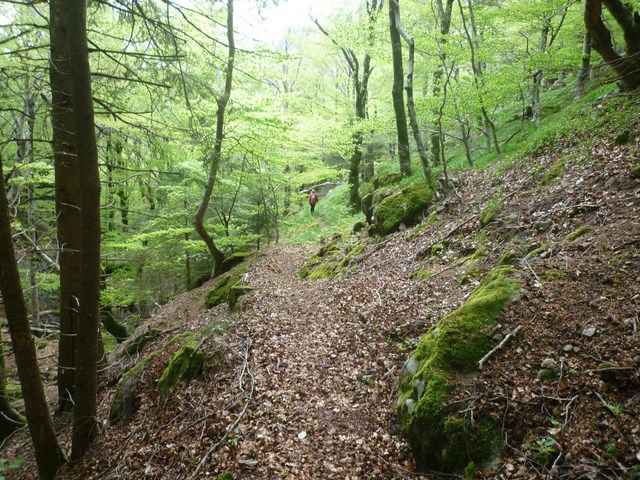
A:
478;325;523;370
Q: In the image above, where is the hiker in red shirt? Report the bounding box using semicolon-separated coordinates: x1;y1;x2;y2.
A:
308;189;319;214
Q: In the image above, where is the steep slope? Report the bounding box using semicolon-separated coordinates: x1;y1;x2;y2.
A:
5;120;639;479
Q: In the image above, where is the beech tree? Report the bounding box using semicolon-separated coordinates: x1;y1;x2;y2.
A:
584;0;640;91
194;0;235;275
388;0;412;176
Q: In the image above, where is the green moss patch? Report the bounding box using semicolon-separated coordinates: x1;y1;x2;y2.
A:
300;237;369;280
632;162;640;178
109;352;159;424
372;172;403;189
539;154;574;187
564;225;592;242
229;285;253;309
102;314;129;343
205;268;248;308
109;332;198;424
157;341;205;401
373;182;433;235
220;251;251;275
397;267;520;472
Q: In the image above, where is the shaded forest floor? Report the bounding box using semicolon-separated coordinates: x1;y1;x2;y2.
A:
4;118;640;479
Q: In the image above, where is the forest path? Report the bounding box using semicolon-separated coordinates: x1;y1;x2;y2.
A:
227;244;410;478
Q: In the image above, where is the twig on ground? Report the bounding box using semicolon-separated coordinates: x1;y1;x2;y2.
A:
188;337;255;480
478;325;523;370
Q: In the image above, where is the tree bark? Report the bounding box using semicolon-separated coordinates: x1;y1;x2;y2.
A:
49;0;81;413
0;328;25;440
585;0;640;91
576;22;592;98
0;160;65;479
194;0;234;275
64;0;103;459
430;0;454;167
457;0;501;154
389;0;412;176
391;0;435;188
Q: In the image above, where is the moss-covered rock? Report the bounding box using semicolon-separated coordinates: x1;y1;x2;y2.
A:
220;251;251;275
229;285;253;309
373;182;433;235
109;352;158;424
397;267;520;472
205;269;247;309
372;172;403;189
157;341;205;401
110;332;199;423
632;162;640;179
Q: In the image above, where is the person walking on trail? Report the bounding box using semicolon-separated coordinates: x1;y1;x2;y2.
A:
308;189;319;214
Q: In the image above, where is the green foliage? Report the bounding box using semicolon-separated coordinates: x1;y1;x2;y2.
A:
0;458;23;480
564;226;592;242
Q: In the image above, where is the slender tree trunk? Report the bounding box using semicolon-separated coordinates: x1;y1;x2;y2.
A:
531;23;549;122
457;0;501;154
194;0;234;275
585;0;640;91
392;0;435;188
431;0;454;167
0;159;66;479
49;0;81;413
576;21;592;98
389;0;412;176
65;0;102;459
24;80;41;329
0;328;25;440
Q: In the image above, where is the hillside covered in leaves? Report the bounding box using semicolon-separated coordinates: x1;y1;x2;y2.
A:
4;98;639;479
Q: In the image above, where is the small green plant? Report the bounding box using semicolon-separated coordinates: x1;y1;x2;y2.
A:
526;435;559;465
0;458;23;480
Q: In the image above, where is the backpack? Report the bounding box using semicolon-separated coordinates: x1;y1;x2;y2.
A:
309;192;318;205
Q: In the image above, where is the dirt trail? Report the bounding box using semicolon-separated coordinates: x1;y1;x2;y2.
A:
227;244;410;479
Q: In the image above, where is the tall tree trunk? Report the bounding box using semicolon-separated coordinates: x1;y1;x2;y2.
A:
391;0;436;189
389;0;412;176
584;0;640;91
49;0;81;413
24;77;41;329
430;0;454;167
457;0;501;154
0;328;25;440
194;0;234;275
0;159;66;479
576;17;592;98
65;0;102;459
531;23;549;122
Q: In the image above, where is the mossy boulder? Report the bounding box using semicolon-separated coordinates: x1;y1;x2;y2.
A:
229;285;253;309
157;341;205;401
632;162;640;179
372;172;403;189
397;267;520;472
205;269;247;308
110;332;198;423
220;251;251;275
373;182;433;235
109;352;158;424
